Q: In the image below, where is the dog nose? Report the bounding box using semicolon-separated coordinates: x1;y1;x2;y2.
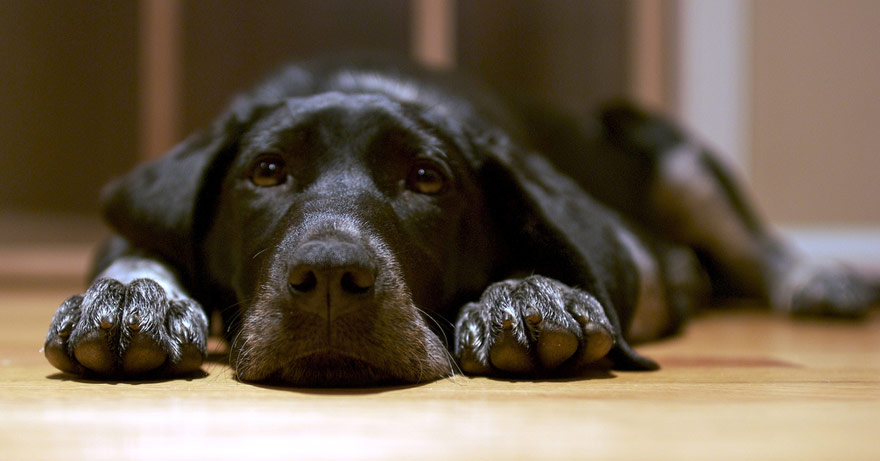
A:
287;240;376;318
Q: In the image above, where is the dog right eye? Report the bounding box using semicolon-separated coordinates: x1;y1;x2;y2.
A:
249;154;288;187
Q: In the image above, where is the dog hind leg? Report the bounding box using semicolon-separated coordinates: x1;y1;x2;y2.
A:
601;102;878;317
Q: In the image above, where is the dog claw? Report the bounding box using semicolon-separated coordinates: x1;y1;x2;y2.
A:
525;309;542;325
126;314;141;331
99;316;115;330
58;325;72;338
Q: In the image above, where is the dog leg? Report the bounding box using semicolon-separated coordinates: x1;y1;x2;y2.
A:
603;103;878;317
44;239;208;378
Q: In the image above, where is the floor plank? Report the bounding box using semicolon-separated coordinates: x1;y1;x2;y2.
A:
1;284;878;461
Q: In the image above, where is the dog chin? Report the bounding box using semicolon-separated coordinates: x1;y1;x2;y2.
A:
237;351;417;388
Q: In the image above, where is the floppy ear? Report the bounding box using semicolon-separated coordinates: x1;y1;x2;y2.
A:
100;114;243;277
478;133;658;371
101;64;315;279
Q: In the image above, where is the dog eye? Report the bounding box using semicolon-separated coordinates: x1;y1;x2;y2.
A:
249;154;288;187
407;162;448;195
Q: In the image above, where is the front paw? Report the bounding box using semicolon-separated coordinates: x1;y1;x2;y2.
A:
454;275;614;376
44;278;208;378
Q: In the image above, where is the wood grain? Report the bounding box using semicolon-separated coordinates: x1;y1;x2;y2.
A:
1;285;878;461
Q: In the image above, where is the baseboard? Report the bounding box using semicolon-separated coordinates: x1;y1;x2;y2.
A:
780;226;880;275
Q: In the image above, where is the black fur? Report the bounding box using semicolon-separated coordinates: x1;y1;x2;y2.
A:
45;57;878;386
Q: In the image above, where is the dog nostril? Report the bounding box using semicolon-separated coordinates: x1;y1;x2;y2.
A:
340;269;374;295
289;269;318;293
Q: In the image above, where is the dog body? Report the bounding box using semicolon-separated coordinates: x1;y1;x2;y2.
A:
45;58;878;386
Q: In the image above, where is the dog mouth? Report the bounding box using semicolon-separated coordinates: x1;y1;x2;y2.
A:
230;303;455;387
244;350;405;388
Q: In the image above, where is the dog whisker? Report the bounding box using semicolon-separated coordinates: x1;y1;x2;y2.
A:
251;247;270;260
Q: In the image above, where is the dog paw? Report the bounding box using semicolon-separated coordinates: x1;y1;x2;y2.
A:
44;278;208;378
775;263;878;318
454;275;615;376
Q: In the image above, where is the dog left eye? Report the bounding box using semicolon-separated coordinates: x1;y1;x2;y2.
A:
407;162;448;195
249;154;288;187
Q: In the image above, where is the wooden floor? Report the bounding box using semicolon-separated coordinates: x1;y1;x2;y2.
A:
1;250;879;460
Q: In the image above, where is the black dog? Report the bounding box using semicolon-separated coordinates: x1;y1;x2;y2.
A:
45;57;879;386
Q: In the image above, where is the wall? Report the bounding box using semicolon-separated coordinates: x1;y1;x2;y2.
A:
8;1;875;230
178;0;413;135
0;1;628;218
0;2;138;215
458;0;629;115
751;0;880;226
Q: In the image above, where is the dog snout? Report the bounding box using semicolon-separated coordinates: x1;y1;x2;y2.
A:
287;239;377;319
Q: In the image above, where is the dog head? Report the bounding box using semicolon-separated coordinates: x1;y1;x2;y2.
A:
101;61;649;386
208;89;504;385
